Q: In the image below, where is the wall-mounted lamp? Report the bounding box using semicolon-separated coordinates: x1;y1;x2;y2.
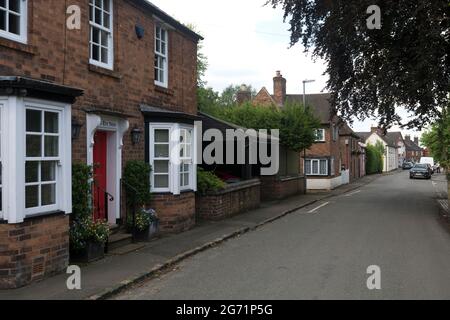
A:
135;25;145;39
131;126;143;145
72;118;83;140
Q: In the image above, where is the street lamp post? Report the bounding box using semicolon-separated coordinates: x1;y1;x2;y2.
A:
302;79;316;195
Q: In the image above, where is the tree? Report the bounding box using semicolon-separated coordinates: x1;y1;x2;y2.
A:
365;144;383;174
219;84;258;106
268;0;449;130
185;24;208;88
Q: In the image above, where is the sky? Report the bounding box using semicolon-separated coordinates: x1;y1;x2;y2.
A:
150;0;425;143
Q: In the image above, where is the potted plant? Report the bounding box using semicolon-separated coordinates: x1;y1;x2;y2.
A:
126;208;159;242
70;217;110;263
69;163;110;263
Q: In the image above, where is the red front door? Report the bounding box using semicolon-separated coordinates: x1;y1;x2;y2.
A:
93;131;108;221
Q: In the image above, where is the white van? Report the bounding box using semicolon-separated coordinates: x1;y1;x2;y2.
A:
420;157;435;172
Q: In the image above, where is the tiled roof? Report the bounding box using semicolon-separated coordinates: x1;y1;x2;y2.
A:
404;138;423;151
285;93;333;124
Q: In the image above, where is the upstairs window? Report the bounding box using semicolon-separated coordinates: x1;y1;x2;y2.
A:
154;25;168;87
89;0;113;69
315;129;325;142
0;0;27;43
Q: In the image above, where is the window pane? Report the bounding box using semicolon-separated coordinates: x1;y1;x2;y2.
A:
94;8;102;24
0;0;6;8
8;12;19;34
154;144;169;158
9;0;20;13
154;175;169;188
44;112;58;133
153;160;169;174
92;44;100;61
26;135;42;157
154;129;169;143
320;160;327;175
25;161;39;183
92;28;100;44
101;47;108;64
26;110;42;132
101;30;108;46
41;161;56;181
25;185;39;208
103;12;110;28
312;160;319;174
0;10;5;31
44;136;59;157
305;160;311;175
42;184;56;206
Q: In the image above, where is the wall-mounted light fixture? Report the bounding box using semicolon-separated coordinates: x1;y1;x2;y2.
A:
131;126;143;145
72;117;83;140
135;25;145;39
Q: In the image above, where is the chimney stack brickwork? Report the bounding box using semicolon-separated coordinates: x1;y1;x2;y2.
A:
273;71;287;106
236;84;252;105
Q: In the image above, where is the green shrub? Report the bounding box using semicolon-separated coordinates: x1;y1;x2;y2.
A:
197;168;226;195
123;161;152;207
366;144;383;174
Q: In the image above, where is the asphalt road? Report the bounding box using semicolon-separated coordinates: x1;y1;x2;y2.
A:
114;171;450;300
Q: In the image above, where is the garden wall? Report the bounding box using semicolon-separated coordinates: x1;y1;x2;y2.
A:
260;175;306;201
196;179;261;221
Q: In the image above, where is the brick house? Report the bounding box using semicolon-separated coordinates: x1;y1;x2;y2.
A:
404;135;424;162
339;123;365;182
0;0;201;288
251;71;356;191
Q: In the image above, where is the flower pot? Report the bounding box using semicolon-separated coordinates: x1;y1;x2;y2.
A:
70;242;105;263
133;227;150;242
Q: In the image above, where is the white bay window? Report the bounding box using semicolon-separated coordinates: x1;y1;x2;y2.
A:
149;123;196;194
305;158;328;176
0;97;72;223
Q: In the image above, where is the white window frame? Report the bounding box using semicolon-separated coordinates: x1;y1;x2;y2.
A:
179;127;194;191
149;123;196;194
0;103;3;219
0;0;28;44
24;107;62;216
315;129;326;142
154;25;168;88
0;97;72;223
305;158;329;176
89;0;114;70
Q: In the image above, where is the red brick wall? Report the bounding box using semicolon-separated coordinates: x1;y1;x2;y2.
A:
196;180;261;221
152;192;196;233
0;214;69;289
260;175;305;201
0;0;198;164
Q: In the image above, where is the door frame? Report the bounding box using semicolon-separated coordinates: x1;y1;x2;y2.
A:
86;113;129;225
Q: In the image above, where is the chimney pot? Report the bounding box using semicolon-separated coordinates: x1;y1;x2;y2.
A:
236;84;252;105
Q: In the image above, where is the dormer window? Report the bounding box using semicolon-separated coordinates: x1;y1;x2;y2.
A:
154;25;168;87
0;0;27;43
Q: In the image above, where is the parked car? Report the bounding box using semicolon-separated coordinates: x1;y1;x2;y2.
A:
410;164;432;180
402;162;414;170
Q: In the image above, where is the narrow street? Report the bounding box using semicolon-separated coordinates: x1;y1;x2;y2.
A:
114;171;450;300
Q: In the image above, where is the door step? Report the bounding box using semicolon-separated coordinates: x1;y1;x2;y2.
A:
107;232;133;252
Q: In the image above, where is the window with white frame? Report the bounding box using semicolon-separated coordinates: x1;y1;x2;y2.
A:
179;128;193;190
89;0;113;69
0;107;2;217
154;25;168;87
0;0;27;43
25;108;60;213
149;123;196;194
315;129;325;142
305;159;328;176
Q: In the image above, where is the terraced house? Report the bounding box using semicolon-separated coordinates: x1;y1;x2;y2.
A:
0;0;201;288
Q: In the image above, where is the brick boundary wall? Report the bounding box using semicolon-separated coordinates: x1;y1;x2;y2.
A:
0;214;69;289
196;179;261;221
260;175;306;201
152;192;196;234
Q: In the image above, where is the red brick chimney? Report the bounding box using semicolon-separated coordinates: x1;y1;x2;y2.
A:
236;84;252;105
273;71;286;106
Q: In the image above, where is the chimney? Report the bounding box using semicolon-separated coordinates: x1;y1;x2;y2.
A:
371;127;379;134
273;71;286;106
405;135;411;141
414;137;419;146
236;84;251;105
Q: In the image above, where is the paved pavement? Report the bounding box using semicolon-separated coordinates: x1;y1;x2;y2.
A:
114;171;450;300
0;174;377;300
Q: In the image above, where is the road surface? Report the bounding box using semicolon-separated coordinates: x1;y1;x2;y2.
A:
114;171;450;300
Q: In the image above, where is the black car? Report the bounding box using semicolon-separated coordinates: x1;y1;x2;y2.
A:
410;164;432;180
402;162;414;170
